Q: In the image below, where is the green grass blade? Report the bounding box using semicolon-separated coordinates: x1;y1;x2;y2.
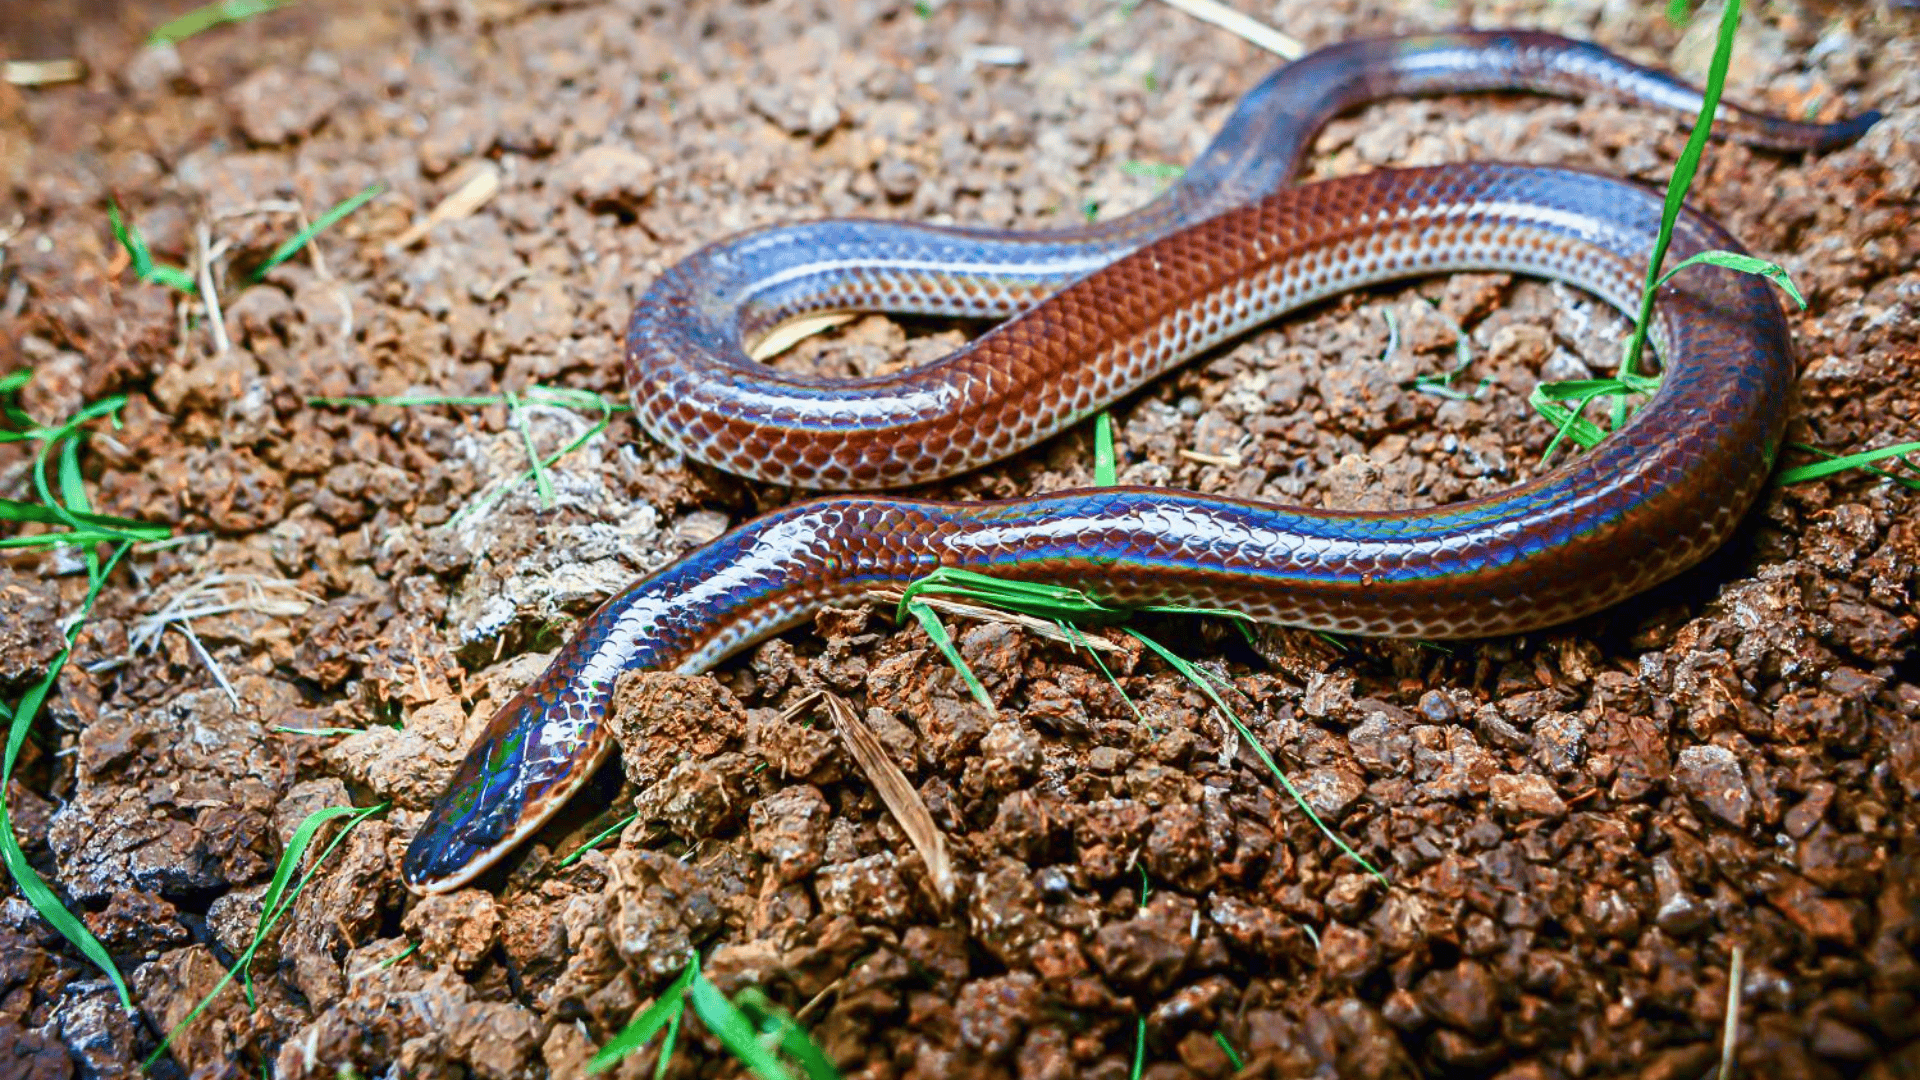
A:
1656;250;1805;309
1131;1016;1147;1079
687;974;799;1080
1776;441;1920;489
653;1007;684;1080
56;437;91;515
506;392;556;506
901;599;994;711
251;183;383;280
1119;160;1185;181
0;498;169;538
735;991;841;1080
1094;412;1117;487
107;202;196;293
148;0;297;46
0;369;35;429
590;956;698;1073
238;804;374;1004
897;568;1122;624
1212;1032;1245;1070
1620;0;1743;383
558;812;637;869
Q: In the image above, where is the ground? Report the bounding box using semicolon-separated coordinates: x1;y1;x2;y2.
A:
1;0;1917;1077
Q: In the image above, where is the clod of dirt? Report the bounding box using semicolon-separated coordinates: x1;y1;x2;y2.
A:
227;66;342;145
611;670;747;785
562;144;657;214
402;890;500;973
748;783;832;884
0;569;66;686
48;678;298;901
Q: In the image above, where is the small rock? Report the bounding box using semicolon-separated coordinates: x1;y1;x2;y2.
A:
968;860;1049;967
745;709;840;781
1295;767;1366;819
953;973;1039;1060
1784;782;1836;839
1348;714;1413;777
0;568;67;686
632;753;749;840
815;852;910;925
612;672;745;785
1317;921;1379;983
876;157;920;199
1532;712;1586;774
1382;988;1425;1030
52;991;139;1079
1416;691;1457;724
1673;745;1754;828
1416;959;1498;1036
748;785;831;884
976;720;1039;791
1651;854;1708;935
1486;324;1551;368
1808;1015;1876;1060
401;890;500;973
562;144;657;213
1088;894;1198;994
1208;895;1301;960
0;1020;69;1080
227;67;342;144
1766;872;1863;946
1411;725;1496;798
1488;773;1568;818
124;43;187;94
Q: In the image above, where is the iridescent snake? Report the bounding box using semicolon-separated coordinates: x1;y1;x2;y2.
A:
403;31;1876;892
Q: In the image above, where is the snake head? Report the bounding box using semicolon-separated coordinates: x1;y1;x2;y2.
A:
402;680;606;893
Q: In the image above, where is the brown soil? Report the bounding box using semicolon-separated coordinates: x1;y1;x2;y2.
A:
3;0;1917;1077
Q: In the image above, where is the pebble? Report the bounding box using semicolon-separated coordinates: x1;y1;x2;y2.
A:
1673;745;1755;828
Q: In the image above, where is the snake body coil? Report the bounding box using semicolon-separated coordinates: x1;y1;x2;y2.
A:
404;31;1876;892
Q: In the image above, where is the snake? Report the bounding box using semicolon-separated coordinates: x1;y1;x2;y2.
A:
402;30;1876;893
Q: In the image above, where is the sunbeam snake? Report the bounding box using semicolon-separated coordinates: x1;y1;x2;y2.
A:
403;30;1877;892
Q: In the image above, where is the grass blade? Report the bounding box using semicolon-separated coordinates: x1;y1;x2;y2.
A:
107;203;196;293
1657;250;1805;308
1094;412;1117;486
1620;0;1743;385
590;956;698;1073
238;803;373;1003
688;974;799;1080
1776;441;1920;489
148;0;297;46
0;498;170;539
251;183;383;280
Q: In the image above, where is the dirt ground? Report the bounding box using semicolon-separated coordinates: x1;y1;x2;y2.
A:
2;0;1916;1076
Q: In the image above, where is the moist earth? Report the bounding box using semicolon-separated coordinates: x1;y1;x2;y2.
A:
1;0;1917;1077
